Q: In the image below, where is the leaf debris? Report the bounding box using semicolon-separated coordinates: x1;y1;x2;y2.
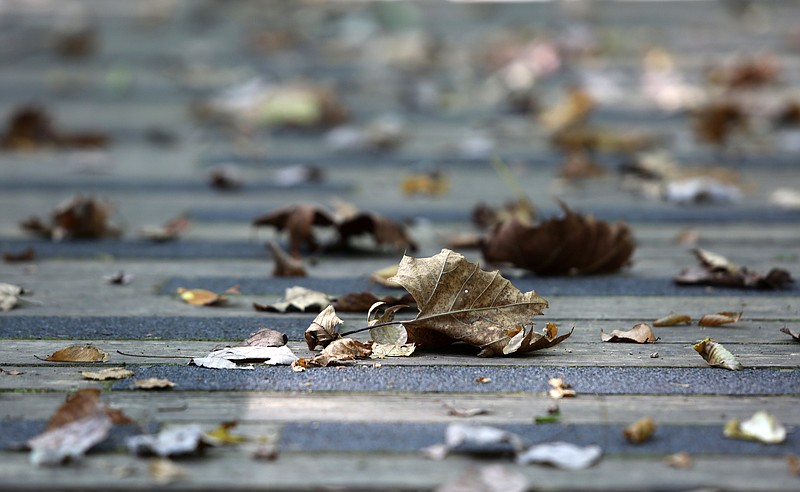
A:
693;338;742;370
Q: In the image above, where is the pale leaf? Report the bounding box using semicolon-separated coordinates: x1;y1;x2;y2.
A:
368;301;408;345
370;343;415;359
436;465;528;492
243;327;287;347
46;345;109;363
304;304;343;349
0;282;26;312
256;286;332;313
724;411;786;444
693;338;742;370
601;323;658;343
653;313;691;327
516;442;602;470
128;425;209;457
444;423;525;454
388;249;563;356
781;327;800;341
177;288;226;306
199;345;298;365
134;378;176;389
190;357;249;370
149;458;189;484
29;412;112;466
80;368;133;380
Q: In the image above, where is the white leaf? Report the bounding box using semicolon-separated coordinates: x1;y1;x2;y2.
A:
516;442;602;470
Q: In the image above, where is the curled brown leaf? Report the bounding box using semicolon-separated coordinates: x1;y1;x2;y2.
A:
698;311;742;327
653;313;691;327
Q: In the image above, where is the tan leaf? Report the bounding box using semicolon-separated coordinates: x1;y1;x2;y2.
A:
370;264;402;288
149;458;189;484
724;411;786;444
623;417;656;444
653;313;691;327
255;286;332;313
387;249;565;356
472;198;536;229
177;288;226;307
481;203;634;276
370;343;415;359
304;305;343;349
698;311;742;326
242;327;287;347
692;101;746;147
665;452;693;469
1;106;108;151
252;204;336;257
601;323;658;343
140;215;190;242
400;172;449;197
20;195;120;241
693;338;742;370
45;345;109;363
267;240;307;277
540;87;594;133
80;368;134;381
474;376;492;384
307;338;372;367
134;378;176;390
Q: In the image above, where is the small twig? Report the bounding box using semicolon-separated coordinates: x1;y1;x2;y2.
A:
116;350;196;359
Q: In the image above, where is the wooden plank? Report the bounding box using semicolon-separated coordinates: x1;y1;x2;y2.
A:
0;451;797;491
3;392;800;426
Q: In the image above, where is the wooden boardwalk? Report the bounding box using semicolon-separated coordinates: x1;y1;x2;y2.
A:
1;1;799;490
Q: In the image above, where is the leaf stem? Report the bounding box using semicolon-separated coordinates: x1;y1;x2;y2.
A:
116;350;196;359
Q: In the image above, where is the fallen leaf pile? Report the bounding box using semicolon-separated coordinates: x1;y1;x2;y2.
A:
482;203;634;276
1;106;109;151
253;203;416;257
20;195;121;241
675;249;794;290
27;389;132;466
423;423;602;471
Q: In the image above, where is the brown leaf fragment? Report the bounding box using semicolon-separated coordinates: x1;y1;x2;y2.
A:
149;458;189;484
315;338;372;365
788;455;800;477
304;304;343;349
80;368;134;381
548;378;576;399
692;101;747;147
558;150;606;180
653;313;691;327
177;288;227;307
333;291;414;312
45;345;109;363
601;323;658;343
204;421;247;445
140;215;190;242
698;311;742;327
134;378;176;390
482;203;634;276
3;246;35;263
252;204;335;257
1;106;109;151
623;417;656;444
474;376;492;384
781;327;800;342
665;451;693;469
540;87;594;134
267;240;306;277
693;338;742;370
388;249;561;355
243;328;288;347
20;195;120;241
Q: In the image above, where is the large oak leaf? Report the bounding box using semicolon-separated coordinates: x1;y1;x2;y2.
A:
481;203;634;276
388;249;564;356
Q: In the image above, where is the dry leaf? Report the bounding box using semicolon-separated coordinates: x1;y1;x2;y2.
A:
665;451;693;469
204;421;247;445
558;150;606;180
472;199;536;229
370;264;402;288
128;425;210;457
707;55;779;90
80;368;134;381
367;301;408;345
601;323;659;343
436;465;528;492
653;313;691;327
20;195;120;241
134;378;176;390
310;338;373;366
333;291;414;312
698;311;742;327
474;376;492;384
192;345;298;368
482;203;634;276
548;378;575;399
45;345;109;363
516;442;602;470
177;288;227;307
781;327;800;342
242;327;287;347
105;271;133;285
401;171;449;197
254;286;332;313
304;304;343;349
388;249;569;356
370;343;415;359
1;106;108;151
0;282;27;312
692;101;746;147
0;368;23;376
337;211;418;253
724;411;786;444
3;246;35;263
693;338;742;370
623;417;656;444
443;403;489;418
208;164;244;191
140;215;190;242
423;423;526;461
149;458;189;484
267;240;306;277
540;87;594;133
252;204;336;257
675;249;793;290
28;388;131;466
788;455;800;476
